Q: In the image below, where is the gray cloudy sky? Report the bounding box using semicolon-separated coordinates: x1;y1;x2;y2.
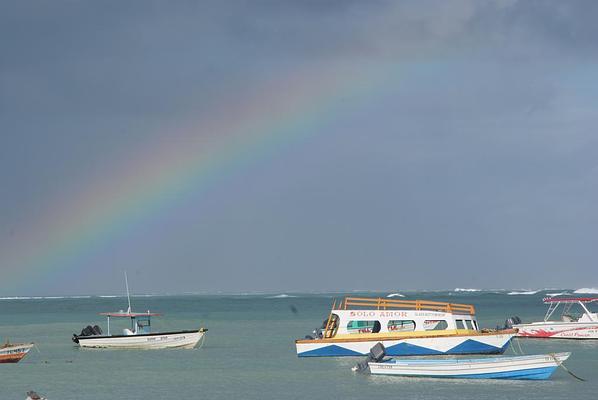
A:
1;1;597;295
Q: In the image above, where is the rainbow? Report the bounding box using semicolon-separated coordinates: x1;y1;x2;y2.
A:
1;61;399;293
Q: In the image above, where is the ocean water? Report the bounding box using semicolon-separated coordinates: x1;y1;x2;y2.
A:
1;290;597;400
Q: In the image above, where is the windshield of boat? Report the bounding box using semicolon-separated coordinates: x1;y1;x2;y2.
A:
136;316;151;333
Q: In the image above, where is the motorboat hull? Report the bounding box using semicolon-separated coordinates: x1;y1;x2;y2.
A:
296;331;515;357
74;329;205;349
514;322;598;339
367;352;570;380
0;343;34;363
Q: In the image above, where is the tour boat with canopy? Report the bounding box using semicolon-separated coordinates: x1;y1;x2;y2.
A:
72;274;207;349
513;296;598;339
295;297;516;357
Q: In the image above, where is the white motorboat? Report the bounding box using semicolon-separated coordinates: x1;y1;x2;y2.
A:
72;274;207;349
513;296;598;339
367;352;571;380
72;311;207;349
353;343;570;380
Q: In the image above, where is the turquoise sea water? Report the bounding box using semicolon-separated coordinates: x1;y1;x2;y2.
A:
1;291;596;399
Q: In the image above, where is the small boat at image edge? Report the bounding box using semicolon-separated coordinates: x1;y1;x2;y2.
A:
72;273;207;349
0;341;34;363
26;391;47;400
296;297;516;357
513;296;598;339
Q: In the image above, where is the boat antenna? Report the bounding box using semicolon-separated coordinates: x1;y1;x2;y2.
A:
124;271;132;314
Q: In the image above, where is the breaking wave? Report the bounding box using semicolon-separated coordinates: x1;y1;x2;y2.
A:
266;294;298;299
574;288;598;294
545;292;570;297
0;295;90;300
507;290;539;295
386;293;405;298
454;288;482;292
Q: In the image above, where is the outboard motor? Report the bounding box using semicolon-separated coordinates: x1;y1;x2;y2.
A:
81;325;94;337
504;316;522;329
352;342;386;373
92;325;103;335
75;324;102;339
302;321;326;340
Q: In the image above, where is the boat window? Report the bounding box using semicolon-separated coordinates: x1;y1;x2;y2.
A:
387;320;416;332
137;319;150;328
465;320;474;330
456;319;466;329
423;320;448;331
347;320;381;334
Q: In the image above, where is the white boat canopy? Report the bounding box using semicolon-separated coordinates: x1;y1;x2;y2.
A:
542;296;598;322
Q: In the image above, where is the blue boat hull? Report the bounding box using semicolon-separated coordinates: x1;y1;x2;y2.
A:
410;366;557;380
298;337;512;357
367;352;570;380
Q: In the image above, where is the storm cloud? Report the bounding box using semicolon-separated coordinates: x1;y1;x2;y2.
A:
1;1;597;295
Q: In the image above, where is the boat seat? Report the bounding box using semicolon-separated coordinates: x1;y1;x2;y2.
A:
123;328;135;335
561;315;576;322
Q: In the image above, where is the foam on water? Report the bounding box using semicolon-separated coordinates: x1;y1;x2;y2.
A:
574;288;598;294
0;296;68;300
507;290;540;295
545;292;570;297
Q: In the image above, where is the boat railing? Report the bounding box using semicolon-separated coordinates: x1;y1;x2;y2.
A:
339;297;475;315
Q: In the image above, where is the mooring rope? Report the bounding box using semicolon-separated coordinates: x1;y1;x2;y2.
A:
549;353;585;382
515;337;524;355
507;337;524;355
196;330;207;350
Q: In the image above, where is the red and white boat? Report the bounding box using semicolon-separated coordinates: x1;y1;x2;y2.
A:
0;341;34;363
514;297;598;339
